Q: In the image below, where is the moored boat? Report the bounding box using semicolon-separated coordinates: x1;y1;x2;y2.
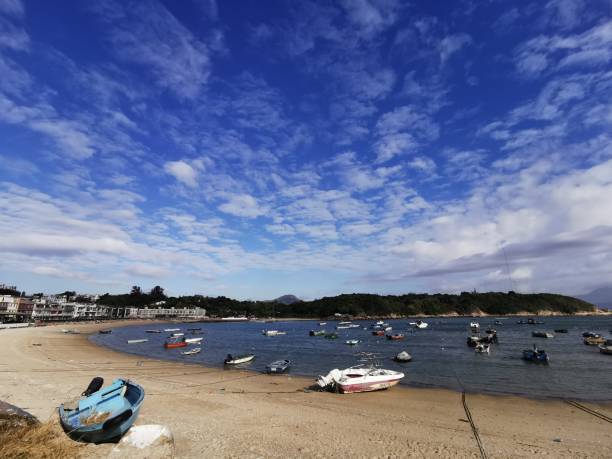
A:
262;330;286;336
164;328;180;332
309;329;326;336
345;339;360;345
187;327;202;331
372;330;385;336
470;322;480;333
554;329;568;333
410;320;428;329
319;322;327;326
475;343;490;354
394;351;412;362
266;359;291;373
598;344;612;355
532;331;554;338
182;347;201;355
584;335;605;345
127;339;148;344
98;329;112;334
224;353;255;365
317;367;404;394
185;337;203;344
164;336;186;349
522;345;549;363
58;377;144;443
386;333;405;340
145;330;161;334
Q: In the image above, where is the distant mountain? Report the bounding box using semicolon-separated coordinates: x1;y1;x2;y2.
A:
274;294;302;305
577;287;612;309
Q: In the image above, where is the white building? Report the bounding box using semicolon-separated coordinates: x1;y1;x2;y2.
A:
126;306;207;319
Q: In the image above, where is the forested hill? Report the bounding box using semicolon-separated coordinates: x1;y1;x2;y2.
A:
97;289;596;318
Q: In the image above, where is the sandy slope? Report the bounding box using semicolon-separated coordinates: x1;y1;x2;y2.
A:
1;322;611;458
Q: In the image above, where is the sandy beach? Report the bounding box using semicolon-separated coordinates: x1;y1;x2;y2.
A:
1;321;611;458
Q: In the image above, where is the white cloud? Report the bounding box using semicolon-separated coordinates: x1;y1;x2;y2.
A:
439;33;472;64
0;16;29;50
0;0;24;17
164;160;198;188
218;193;266;218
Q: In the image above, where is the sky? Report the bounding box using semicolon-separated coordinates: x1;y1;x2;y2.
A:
1;0;612;300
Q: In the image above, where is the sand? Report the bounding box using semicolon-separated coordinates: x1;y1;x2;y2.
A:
1;321;611;458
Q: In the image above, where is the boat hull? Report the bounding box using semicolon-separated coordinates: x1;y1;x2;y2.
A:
164;342;187;349
338;378;402;394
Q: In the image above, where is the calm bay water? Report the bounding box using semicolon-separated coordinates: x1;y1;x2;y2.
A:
91;316;612;401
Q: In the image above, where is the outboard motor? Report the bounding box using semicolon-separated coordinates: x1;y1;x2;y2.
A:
82;377;104;396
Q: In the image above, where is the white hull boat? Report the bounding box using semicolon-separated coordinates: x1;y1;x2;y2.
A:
127;339;148;344
410;321;428;329
475;343;490;354
317;367;404;394
345;339;360;345
182;347;201;355
185;337;203;344
224;354;255;365
470;322;480;333
164;328;181;332
394;351;412;362
262;330;287;336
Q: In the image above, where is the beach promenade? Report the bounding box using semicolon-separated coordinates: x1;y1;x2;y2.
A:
1;322;611;458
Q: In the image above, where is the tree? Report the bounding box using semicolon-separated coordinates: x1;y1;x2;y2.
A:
149;286;166;300
130;286;142;296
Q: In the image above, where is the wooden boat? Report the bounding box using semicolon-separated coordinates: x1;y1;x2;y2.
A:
127;339;148;344
182;347;201;355
598;345;612;355
372;330;385;336
98;329;112;334
224;354;255;365
59;378;144;443
394;351;412;362
317;367;404;394
386;333;405;340
532;331;554;338
185;337;203;344
164;336;186;349
475;343;490;354
345;339;360;345
554;329;568;333
324;332;338;339
145;330;161;334
266;359;290;373
309;330;326;336
584;335;605;345
522;345;549;363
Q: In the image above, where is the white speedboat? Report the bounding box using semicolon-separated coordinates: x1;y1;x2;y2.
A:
262;330;287;336
345;339;360;345
182;347;201;355
224;353;255;365
317;367;404;394
410;320;428;329
185;337;203;344
127;339;148;344
164;328;181;332
470;322;480;333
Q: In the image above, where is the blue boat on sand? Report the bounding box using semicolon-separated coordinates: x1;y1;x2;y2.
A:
59;378;144;443
522;345;549;364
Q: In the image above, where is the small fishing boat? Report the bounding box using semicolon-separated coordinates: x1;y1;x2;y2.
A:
98;329;112;334
224;353;255;365
372;330;385;336
185;337;203;344
324;332;338;339
582;331;598;338
170;332;184;337
58;378;144;443
309;330;326;336
386;333;405;341
470;322;480;333
554;329;568;333
182;347;201;356
532;331;554;338
164;328;180;332
338;321;352;325
467;336;480;347
584;335;605;345
319;322;327;326
127;339;148;344
394;351;412;362
145;330;161;334
187;327;202;331
317;367;404;394
348;324;361;328
410;320;428;329
475;343;490;354
598;344;612;355
522;345;549;363
164;336;186;349
383;326;392;332
266;359;291;373
262;330;286;336
336;325;351;329
345;339;360;345
376;320;384;325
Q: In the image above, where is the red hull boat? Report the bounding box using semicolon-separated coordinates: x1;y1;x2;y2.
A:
372;330;385;336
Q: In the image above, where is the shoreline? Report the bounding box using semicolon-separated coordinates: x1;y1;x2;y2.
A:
2;321;612;458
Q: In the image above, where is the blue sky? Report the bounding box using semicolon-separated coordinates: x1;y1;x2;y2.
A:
1;0;612;299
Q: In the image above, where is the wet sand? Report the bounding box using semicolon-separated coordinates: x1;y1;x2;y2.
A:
1;321;611;458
